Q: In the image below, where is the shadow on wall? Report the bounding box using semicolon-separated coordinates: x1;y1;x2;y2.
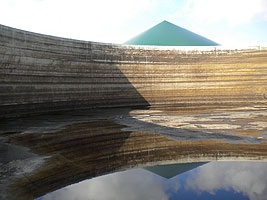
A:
0;24;149;118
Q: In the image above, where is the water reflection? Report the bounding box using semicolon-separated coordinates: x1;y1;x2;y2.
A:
186;162;267;200
144;162;207;179
2;106;267;200
39;161;267;200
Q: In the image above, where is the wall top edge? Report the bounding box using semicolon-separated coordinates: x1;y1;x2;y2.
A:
120;44;267;51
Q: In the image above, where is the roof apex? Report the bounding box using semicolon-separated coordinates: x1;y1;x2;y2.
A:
124;21;219;46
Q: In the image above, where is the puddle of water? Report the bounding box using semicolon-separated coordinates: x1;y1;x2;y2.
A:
38;161;267;200
2;106;267;200
119;106;267;143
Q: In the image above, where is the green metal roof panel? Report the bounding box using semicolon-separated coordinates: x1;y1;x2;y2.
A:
124;20;219;46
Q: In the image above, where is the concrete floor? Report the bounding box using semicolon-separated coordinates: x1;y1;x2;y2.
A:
1;106;267;200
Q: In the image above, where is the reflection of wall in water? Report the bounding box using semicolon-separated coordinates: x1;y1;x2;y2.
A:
10;118;267;199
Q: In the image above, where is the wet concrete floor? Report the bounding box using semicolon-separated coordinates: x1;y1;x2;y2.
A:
1;105;267;200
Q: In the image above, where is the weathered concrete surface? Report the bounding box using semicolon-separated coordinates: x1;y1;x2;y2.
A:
0;25;150;118
1;24;267;118
119;105;267;143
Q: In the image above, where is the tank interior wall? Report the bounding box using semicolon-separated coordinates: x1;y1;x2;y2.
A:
1;24;267;118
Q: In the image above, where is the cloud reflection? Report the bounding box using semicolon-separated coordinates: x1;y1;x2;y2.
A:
186;162;267;200
40;162;267;200
41;168;179;200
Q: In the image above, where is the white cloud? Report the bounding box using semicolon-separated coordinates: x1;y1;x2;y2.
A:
41;168;179;200
186;162;267;200
178;0;267;46
185;0;266;26
0;0;156;43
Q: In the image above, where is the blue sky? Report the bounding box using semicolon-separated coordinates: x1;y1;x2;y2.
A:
0;0;266;46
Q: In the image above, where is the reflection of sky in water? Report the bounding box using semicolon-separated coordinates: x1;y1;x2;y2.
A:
38;162;267;200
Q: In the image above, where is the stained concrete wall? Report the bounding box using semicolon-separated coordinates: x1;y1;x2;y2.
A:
1;24;267;118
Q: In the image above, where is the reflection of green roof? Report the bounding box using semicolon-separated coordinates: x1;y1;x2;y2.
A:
145;162;208;179
124;20;219;46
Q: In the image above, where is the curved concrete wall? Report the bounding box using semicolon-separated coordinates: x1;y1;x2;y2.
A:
1;24;267;117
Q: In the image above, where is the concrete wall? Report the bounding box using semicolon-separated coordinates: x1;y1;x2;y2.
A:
1;24;267;118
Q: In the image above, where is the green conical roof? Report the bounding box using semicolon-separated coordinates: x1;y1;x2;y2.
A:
124;20;219;46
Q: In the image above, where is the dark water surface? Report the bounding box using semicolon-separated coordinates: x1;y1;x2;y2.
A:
38;161;267;200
